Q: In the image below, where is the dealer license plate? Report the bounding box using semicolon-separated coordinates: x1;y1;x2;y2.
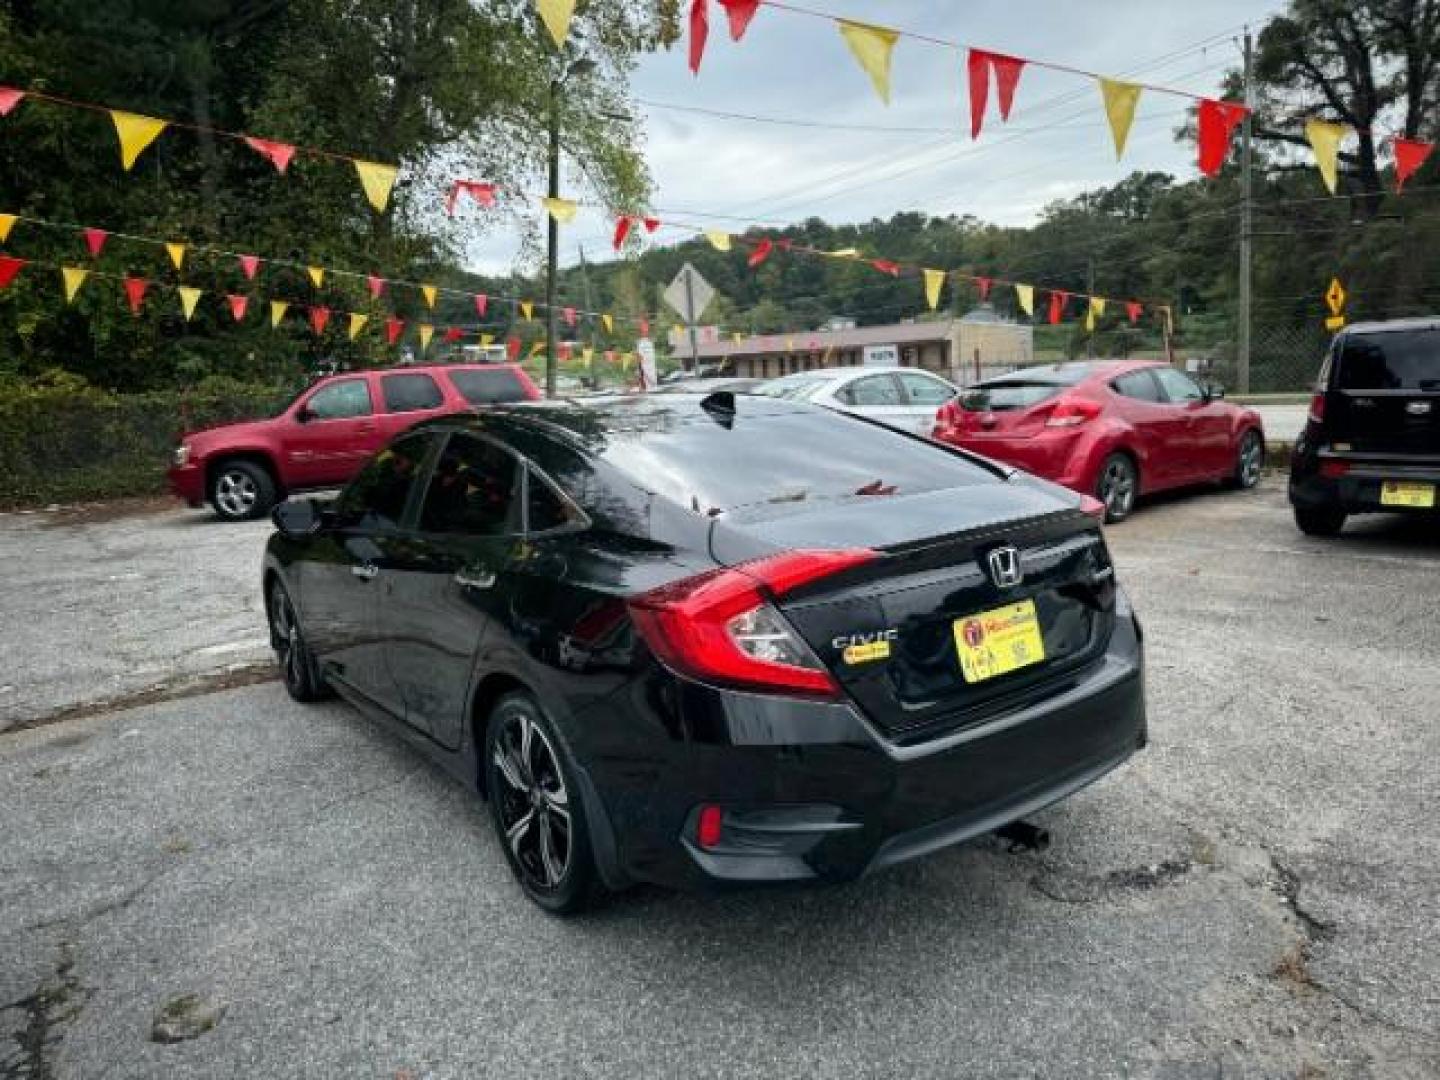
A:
953;599;1046;684
1380;480;1436;508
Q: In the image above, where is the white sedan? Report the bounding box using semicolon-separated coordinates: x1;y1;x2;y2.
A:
752;366;960;436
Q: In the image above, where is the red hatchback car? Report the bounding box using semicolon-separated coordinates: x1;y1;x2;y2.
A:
169;363;540;520
933;361;1265;522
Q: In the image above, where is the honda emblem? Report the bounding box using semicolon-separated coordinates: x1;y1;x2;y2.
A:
987;546;1023;588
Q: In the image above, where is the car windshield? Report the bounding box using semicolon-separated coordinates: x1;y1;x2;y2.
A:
592;404;995;516
753;374;833;400
1335;331;1440;390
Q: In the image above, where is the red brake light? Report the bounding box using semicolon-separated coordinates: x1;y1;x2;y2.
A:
1319;459;1350;479
696;804;724;849
1079;494;1107;522
1045;396;1103;427
1308;391;1326;424
627;548;877;698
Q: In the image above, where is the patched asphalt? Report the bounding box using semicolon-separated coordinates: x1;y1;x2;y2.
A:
3;483;1439;1078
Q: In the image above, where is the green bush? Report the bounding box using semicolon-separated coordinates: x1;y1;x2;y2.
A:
0;372;294;507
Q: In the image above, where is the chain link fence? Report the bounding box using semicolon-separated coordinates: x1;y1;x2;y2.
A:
1205;322;1328;395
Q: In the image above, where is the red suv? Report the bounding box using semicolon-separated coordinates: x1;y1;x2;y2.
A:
169;363;541;520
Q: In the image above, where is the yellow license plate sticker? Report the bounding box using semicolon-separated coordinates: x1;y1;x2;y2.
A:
1380;480;1436;508
954;599;1046;684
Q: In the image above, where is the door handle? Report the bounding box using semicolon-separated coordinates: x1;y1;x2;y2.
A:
351;563;379;581
454;569;496;590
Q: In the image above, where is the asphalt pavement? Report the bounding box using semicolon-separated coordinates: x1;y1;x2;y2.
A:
3;484;1440;1078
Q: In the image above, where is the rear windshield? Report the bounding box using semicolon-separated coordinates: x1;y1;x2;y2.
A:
753;374;831;401
446;367;529;405
961;381;1068;412
595;407;995;516
1335;332;1440;391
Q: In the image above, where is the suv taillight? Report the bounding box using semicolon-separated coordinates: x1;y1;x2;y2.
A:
1045;396;1103;427
1308;391;1326;425
627;549;877;698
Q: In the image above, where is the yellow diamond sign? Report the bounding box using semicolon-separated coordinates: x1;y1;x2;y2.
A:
1325;277;1346;316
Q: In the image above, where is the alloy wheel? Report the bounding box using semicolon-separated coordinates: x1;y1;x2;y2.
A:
269;583;305;692
492;710;572;890
215;470;258;518
1099;458;1136;519
1238;431;1263;488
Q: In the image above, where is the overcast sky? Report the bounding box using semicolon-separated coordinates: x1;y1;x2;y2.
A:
467;0;1288;274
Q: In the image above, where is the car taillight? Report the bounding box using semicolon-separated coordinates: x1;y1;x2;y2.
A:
627;548;877;698
1079;494;1107;522
1319;459;1350;479
1045;396;1103;427
696;804;724;849
1308;391;1326;424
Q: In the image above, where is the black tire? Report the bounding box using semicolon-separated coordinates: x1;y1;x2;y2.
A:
268;579;331;702
484;692;601;915
1095;452;1139;523
1294;505;1346;537
210;459;276;522
1230;429;1264;490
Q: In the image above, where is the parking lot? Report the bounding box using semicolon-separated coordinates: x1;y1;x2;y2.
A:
3;483;1439;1079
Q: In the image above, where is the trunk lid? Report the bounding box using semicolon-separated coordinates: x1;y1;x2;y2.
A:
1327;329;1440;456
946;382;1070;438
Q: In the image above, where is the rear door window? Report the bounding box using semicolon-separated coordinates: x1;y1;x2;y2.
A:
382;373;444;413
839;374;904;407
447;367;530;405
305;378;373;420
898;372;956;406
1111;370;1164;402
418;434;520;536
1335;332;1440;390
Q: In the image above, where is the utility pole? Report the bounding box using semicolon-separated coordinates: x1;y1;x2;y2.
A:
577;244;597;387
1238;27;1254;395
1086;255;1096;360
544;79;561;399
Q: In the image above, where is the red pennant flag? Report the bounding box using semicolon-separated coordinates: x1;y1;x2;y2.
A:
748;238;773;268
1197;98;1248;177
238;254;260;280
640;318;650;337
308;306;330;336
0;255;26;289
968;49;1026;140
1048;290;1069;325
83;228;108;258
474;293;488;318
976;276;992;300
506;337;521;361
718;0;760;41
1393;138;1434;193
227;294;249;321
559;342;573;360
613;216;633;250
385;317;404;345
444;326;465;343
563;306;577;327
0;87;24;117
872;259;901;276
643;216;661;232
1125;301;1143;325
122;276;148;314
244;136;296;174
446;180;497;215
689;0;709;75
366;274;386;300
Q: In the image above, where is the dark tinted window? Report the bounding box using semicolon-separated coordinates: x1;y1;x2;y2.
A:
961;381;1066;412
1153;367;1204;402
334;433;430;528
305;378;372;420
382;373;444;413
447;367;530;405
419;434;520;535
1336;332;1440;390
527;472;582;533
595;407;996;516
839;374;903;407
1111;370;1164;402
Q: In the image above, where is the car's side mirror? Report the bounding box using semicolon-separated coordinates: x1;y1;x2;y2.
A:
271;497;324;537
294;407;315;424
1204;384;1226;401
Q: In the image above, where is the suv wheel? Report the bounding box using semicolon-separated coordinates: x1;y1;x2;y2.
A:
485;692;601;915
1294;505;1346;537
268;580;330;702
1231;429;1264;489
211;460;276;521
1096;453;1139;523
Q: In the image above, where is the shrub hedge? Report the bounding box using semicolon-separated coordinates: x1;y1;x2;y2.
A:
0;373;294;507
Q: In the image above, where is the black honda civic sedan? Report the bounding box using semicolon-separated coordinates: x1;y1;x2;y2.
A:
262;392;1146;913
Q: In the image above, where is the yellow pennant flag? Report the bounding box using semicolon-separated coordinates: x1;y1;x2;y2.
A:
582;346;594;364
0;214;15;243
1085;306;1097;333
837;20;900;105
1098;79;1142;159
1091;296;1107;318
542;196;578;223
529;341;545;358
166;243;186;271
269;300;289;328
348;312;368;340
418;323;434;351
706;230;731;252
353;160;398;212
923;268;946;311
178;286;202;322
61;266;89;304
421;284;437;308
825;248;859;259
602;313;614;333
307;266;325;288
535;0;576;47
1306;119;1347;194
733;333;743;343
1015;283;1034;317
110;111;168;171
520;300;534;320
480;333;494;347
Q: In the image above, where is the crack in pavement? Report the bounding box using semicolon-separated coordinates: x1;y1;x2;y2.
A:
0;943;91;1080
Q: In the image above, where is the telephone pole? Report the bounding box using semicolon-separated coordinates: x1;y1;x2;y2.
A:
1237;27;1254;395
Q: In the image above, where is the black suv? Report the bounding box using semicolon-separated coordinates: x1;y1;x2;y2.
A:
1290;320;1440;535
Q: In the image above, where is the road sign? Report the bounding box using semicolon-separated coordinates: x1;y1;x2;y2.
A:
1325;278;1346;316
1325;315;1346;331
663;263;715;324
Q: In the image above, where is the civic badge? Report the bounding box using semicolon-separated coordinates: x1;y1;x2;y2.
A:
987;546;1023;589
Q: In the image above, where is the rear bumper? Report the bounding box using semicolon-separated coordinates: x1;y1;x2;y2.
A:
167;463;206;507
936;428;1095;493
1290;447;1440;514
577;595;1146;891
